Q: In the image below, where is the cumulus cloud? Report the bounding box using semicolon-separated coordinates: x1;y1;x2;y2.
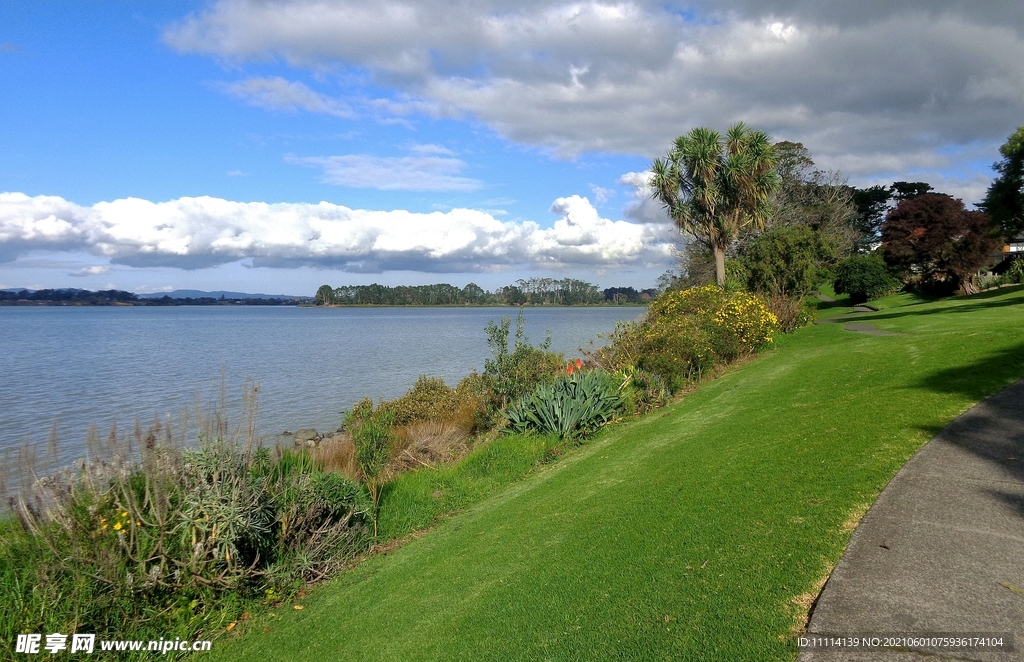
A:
285;147;482;191
589;184;615;204
0;191;677;273
619;171;671;225
164;1;1024;177
218;76;355;118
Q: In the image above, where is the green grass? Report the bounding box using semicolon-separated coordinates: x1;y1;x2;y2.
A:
210;287;1024;661
377;432;559;541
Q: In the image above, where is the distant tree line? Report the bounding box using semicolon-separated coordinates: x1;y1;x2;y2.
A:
315;278;658;306
0;289;308;306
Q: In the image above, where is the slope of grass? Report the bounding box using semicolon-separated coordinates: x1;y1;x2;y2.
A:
211;287;1024;661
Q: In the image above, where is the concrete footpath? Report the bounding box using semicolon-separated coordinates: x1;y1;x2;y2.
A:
799;379;1024;662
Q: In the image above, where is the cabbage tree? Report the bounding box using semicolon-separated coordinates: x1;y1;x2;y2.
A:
651;123;779;286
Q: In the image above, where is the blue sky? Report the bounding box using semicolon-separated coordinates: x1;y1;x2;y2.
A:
2;1;1022;295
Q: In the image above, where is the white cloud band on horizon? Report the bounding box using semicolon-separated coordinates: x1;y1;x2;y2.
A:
0;192;677;273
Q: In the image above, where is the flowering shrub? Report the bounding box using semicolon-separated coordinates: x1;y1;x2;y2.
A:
590;285;777;393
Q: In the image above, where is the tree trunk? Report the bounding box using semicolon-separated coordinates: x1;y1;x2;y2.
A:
714;245;727;287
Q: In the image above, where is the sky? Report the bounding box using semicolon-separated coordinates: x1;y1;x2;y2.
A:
1;1;1022;296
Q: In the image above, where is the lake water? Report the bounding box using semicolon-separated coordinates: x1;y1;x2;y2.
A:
0;306;641;465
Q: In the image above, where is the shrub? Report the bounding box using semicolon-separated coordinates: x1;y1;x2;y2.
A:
2;428;371;651
834;254;900;304
483;309;565;409
764;293;817;333
589;285;777;393
1006;259;1024;285
742;226;836;298
615;367;668;415
380;376;455;426
346;407;395;536
506;369;623;440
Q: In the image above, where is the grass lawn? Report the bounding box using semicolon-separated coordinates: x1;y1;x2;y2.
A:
211;286;1024;661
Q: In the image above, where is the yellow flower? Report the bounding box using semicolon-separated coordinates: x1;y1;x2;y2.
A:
113;522;122;531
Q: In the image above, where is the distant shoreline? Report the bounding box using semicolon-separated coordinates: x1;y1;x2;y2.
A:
0;300;646;308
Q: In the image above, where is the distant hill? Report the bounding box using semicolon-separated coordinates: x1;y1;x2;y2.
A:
137;289;308;300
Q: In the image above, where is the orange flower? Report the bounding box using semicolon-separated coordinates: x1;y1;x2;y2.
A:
566;363;574;375
575;358;583;369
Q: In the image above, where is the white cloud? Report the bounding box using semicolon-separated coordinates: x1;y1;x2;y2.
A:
0;191;677;273
165;1;1024;176
286;149;483;191
619;170;671;225
589;184;615;204
218;76;355;118
69;265;110;277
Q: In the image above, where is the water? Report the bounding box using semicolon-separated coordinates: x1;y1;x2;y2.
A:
0;306;640;464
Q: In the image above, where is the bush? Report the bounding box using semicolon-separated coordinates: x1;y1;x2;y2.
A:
2;431;371;653
506;369;622;440
616;367;668;415
764;293;817;333
742;226;836;298
590;286;777;393
345;407;395;536
834;255;900;304
1007;259;1024;285
483;309;565;409
380;376;455;427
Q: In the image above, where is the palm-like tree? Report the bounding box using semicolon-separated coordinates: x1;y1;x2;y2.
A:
651;123;779;286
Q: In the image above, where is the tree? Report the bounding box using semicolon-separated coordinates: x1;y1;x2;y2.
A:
981;126;1024;239
833;255;899;304
314;284;335;305
763;141;858;258
651;123;780;286
743;226;835;298
850;185;892;253
889;181;934;201
881;193;999;295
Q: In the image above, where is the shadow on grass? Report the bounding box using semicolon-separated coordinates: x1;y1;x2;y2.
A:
814;297;850;312
859;286;1024;322
917;342;1024;402
914;344;1024;500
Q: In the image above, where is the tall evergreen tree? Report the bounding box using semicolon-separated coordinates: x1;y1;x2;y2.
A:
981;126;1024;239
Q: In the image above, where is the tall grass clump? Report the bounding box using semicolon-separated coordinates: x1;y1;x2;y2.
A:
1;390;370;658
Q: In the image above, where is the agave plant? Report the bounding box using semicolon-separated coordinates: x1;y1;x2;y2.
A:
506;369;622;439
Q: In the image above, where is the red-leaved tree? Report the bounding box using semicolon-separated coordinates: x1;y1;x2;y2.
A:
881;193;999;295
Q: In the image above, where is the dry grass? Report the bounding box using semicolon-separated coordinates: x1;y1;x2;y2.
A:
784;502;872;639
312;420;472;483
390;421;471;472
787;559;836;639
841;501;871;535
311;435;360;481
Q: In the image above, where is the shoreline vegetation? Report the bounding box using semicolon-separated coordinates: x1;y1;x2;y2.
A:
0;278;659;308
313;278;659;307
1;286;775;660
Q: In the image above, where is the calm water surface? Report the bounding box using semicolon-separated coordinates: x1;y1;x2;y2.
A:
0;306;640;463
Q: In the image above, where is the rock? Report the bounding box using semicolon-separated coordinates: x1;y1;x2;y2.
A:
293;428;321;447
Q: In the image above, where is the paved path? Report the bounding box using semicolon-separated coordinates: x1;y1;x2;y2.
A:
842;322;905;337
800;378;1024;662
